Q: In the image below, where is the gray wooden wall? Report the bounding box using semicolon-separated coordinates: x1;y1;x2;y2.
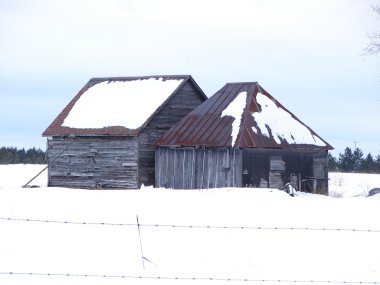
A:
155;147;242;189
242;148;329;194
156;146;329;194
47;136;138;189
138;81;206;187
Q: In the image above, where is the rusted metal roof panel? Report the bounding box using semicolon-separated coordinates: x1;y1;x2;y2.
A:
157;82;333;150
43;75;207;137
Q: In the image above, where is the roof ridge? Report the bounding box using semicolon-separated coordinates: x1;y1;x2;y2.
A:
225;81;258;85
89;75;191;81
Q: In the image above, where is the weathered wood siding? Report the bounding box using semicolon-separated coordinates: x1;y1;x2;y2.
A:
155;147;242;189
47;136;138;189
157;146;328;193
138;81;206;187
269;156;286;189
312;156;329;194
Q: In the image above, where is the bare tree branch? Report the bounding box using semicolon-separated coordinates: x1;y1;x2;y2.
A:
363;4;380;55
372;4;380;15
364;33;380;55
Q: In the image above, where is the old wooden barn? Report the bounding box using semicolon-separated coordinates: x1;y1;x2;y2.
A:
156;82;333;194
43;75;207;189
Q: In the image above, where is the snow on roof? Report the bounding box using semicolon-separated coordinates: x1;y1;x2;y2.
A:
252;93;326;146
221;91;247;146
62;77;183;129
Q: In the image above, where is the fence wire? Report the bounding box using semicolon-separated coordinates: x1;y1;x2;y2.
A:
1;216;379;233
1;216;379;284
0;271;379;284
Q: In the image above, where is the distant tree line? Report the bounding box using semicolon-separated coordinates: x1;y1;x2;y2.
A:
328;147;380;173
0;147;46;164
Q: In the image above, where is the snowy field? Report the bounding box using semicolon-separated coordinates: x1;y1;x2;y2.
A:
0;165;380;285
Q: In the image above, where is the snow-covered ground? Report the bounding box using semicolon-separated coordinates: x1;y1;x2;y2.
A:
329;172;380;198
0;165;379;285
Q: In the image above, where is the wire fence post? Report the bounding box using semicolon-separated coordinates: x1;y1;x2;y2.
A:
136;215;145;269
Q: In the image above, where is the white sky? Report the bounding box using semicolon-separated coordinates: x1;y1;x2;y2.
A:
0;0;379;156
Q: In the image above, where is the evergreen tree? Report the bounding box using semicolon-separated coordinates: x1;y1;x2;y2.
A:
376;154;380;172
0;147;46;164
353;147;364;171
361;153;378;173
327;148;380;174
0;147;13;164
339;147;356;172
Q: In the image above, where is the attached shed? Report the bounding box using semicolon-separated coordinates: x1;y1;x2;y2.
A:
43;75;207;189
156;82;333;194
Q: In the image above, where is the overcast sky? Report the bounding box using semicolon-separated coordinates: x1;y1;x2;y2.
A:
1;0;379;156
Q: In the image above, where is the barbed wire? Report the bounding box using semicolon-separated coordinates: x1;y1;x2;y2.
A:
0;271;379;284
1;218;379;284
1;216;380;233
0;216;132;226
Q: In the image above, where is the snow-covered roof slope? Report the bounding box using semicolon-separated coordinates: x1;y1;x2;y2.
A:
221;91;247;146
157;82;332;150
43;75;205;137
251;92;325;146
63;78;183;129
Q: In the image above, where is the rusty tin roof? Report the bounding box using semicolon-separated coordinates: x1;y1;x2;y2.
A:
43;75;207;137
157;82;333;150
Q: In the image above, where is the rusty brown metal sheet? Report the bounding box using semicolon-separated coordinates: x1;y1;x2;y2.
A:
157;82;333;150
